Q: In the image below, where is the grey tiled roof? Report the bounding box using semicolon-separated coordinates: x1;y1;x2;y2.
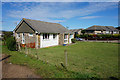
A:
70;29;83;32
85;25;119;31
15;18;73;34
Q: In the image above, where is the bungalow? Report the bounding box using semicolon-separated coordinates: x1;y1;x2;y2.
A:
85;25;119;34
13;18;74;48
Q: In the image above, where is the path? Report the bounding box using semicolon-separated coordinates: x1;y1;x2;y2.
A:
2;54;41;78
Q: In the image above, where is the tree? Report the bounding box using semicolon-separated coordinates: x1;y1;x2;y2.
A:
3;31;13;41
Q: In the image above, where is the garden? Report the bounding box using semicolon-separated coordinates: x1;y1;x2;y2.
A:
2;39;119;78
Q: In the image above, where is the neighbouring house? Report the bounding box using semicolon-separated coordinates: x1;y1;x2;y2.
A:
70;29;84;38
13;18;74;48
85;25;119;34
70;29;84;35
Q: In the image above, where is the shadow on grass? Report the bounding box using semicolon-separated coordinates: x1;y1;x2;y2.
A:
0;55;11;62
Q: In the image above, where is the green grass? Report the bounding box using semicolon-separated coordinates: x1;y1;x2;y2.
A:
28;42;119;78
2;41;119;78
1;44;93;78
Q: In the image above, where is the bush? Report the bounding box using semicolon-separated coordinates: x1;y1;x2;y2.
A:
6;36;17;51
71;38;76;43
3;31;13;41
78;34;120;39
113;34;120;39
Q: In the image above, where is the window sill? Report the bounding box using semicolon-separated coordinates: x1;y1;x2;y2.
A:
64;39;68;40
43;39;50;40
53;38;57;40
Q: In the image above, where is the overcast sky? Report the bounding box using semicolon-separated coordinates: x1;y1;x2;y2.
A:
1;2;118;31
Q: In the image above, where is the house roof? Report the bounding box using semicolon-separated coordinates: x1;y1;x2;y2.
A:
70;29;83;32
14;18;73;34
85;25;119;31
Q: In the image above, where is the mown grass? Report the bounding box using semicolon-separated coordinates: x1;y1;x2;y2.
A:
1;41;119;78
2;44;94;78
28;42;119;78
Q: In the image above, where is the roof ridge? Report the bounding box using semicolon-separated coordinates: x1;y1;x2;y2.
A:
22;18;61;25
20;18;72;34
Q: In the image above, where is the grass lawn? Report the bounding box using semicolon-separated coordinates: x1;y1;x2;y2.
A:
2;41;119;78
28;42;119;78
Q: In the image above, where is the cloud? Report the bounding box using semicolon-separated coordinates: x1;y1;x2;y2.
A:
6;2;118;22
79;16;101;19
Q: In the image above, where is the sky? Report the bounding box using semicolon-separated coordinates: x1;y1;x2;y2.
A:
1;2;118;31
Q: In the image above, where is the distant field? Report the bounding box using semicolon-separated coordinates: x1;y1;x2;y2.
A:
29;42;119;78
2;41;119;78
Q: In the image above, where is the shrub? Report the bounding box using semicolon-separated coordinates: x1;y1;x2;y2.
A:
71;38;76;43
76;34;80;38
3;31;13;41
113;34;120;39
6;36;17;51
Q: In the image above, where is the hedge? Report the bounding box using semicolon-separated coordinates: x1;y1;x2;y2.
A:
78;34;120;39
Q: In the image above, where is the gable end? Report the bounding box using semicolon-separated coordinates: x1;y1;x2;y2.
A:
15;21;35;33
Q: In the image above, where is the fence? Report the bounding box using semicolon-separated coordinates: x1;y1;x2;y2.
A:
19;46;68;69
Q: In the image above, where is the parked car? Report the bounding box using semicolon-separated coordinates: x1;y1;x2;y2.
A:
75;38;84;41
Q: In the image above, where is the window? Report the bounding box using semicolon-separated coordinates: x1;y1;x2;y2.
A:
53;34;57;39
22;33;25;44
64;34;68;39
43;33;49;39
17;33;20;38
64;40;67;43
106;31;109;34
70;34;73;38
29;33;33;36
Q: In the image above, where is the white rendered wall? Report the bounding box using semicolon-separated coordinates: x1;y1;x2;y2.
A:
40;33;59;48
69;34;74;43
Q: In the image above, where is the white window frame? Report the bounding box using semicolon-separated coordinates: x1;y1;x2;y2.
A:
43;33;50;40
22;33;25;44
53;34;57;39
29;33;33;37
113;31;117;33
64;34;68;40
70;34;73;38
17;33;20;38
106;31;109;34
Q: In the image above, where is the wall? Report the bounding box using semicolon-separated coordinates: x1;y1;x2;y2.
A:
113;31;119;34
69;34;74;43
59;33;64;45
40;33;59;48
15;33;37;48
78;30;82;35
94;31;102;34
